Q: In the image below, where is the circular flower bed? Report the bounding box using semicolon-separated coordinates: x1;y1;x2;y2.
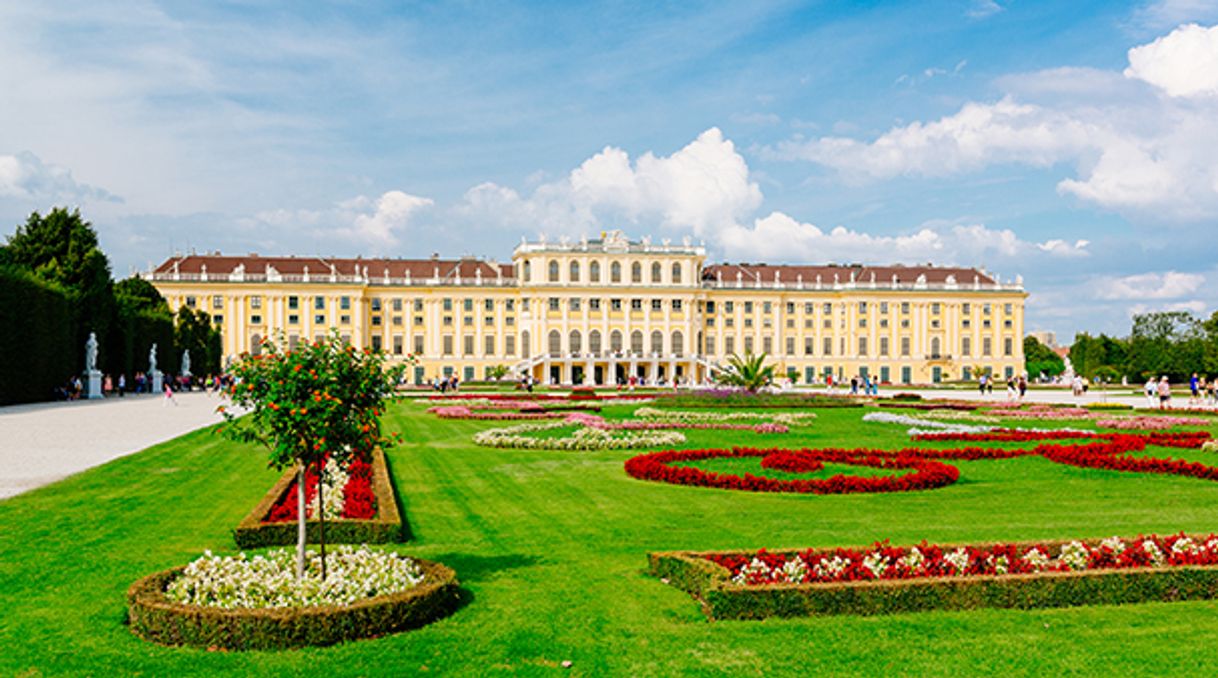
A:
473;421;686;450
128;546;461;650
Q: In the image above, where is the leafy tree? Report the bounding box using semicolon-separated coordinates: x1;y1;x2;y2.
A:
4;208;115;372
1127;311;1201;381
715;353;775;392
1024;336;1065;378
114;276;170;315
487;364;510;381
174;307;222;377
220;332;404;579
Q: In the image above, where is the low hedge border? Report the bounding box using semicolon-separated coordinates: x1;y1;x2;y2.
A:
127;558;461;650
233;447;405;549
649;537;1218;620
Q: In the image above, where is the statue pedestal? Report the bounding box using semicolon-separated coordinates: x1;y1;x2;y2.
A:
150;370;163;394
85;370;103;399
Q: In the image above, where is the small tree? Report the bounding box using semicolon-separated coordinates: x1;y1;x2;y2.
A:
786;368;800;385
715;353;775;393
220;332;403;579
487;364;510;381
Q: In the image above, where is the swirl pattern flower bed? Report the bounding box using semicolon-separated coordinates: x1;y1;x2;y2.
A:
233;447;404;548
128;547;461;650
649;534;1218;620
473;420;687;450
624;430;1213;494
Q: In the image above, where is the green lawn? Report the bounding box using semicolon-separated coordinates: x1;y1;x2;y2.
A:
4;402;1218;676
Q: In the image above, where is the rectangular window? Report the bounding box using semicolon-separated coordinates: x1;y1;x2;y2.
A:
822;337;832;356
880;301;888;314
983;303;992;315
505;317;514;326
931;302;940;314
463;335;474;355
706;317;716;327
250;314;262;325
442;335;454;355
983;337;993;356
901;337;911;356
212;314;223;325
744;336;755;353
762;301;771;314
725;301;734;313
858;337;868;356
315;314;325;325
631;299;643;311
414;335;424;354
288;314;299;325
371;298;382;312
706;301;716;313
651;299;662;311
392;315;403;326
804;337;813;355
463;299;473;312
725;317;734;328
393;298;403;311
505;299;515;311
340;314;351;325
744;318;753;328
762;337;772;354
804;302;813;314
962;319;971;328
590;299;601;311
371;335;382;351
705;335;715;354
549;298;560;311
962;337;971;356
212;295;223;310
962;302;971;314
744;301;754;314
250;296;262;310
340;296;351;310
505;335;516;355
414;315;424;325
485;299;494;311
443;298;453;312
858;301;867;313
1004;303;1013;314
787;302;795;314
611;299;622;311
185;296;197;308
1004;319;1013;329
1004;337;1013;356
859;318;868;328
901;302;910;314
485;315;494;326
823;303;832;314
393;335;403;355
287;296;298;310
485;335;495;354
570;298;581;311
880;337;889;356
786;337;795;355
672;299;683;311
414;299;424;312
725;336;735;354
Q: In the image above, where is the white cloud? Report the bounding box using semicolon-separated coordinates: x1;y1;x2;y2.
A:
966;0;1004;20
768;24;1218;221
246;190;432;247
1124;23;1218;97
0;151;120;203
1128;299;1208;315
458;128;763;237
716;211;1088;265
1132;1;1218;31
1095;271;1206;299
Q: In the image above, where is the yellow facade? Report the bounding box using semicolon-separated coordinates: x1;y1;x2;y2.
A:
148;231;1027;385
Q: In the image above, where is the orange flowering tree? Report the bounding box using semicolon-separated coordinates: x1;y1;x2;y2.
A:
220;331;405;579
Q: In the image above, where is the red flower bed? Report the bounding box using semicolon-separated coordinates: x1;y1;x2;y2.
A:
265;456;375;522
704;533;1218;585
625;429;1214;494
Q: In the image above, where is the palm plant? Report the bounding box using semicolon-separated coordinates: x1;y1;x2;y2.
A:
715;353;776;392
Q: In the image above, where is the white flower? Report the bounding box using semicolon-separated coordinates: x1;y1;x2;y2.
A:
732;558;773;585
813;555;850;580
1057;541;1090;571
944;547;970;574
780;557;808;583
1099;536;1126;554
862;551;890;579
1142;539;1166;567
899;546;925;571
1021;548;1050;570
1172;537;1198;556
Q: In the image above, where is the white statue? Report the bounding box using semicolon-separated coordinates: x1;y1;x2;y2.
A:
85;332;98;372
181;349;191;377
149;343;159;373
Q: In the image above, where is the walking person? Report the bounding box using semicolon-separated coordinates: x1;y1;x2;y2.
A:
1190;372;1201;406
162;379;178;407
1018;375;1028;400
1005;376;1017;401
1144;377;1157;408
1157;376;1171;410
978;373;987;397
117;373;126;397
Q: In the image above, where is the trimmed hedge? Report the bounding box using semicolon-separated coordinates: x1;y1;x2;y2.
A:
233;447;406;549
127;558;461;650
650;538;1218;620
0;266;73;405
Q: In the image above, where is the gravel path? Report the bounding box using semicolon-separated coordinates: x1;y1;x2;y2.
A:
0;392;226;500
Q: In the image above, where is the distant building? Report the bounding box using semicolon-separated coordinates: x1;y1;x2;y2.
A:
1027;330;1057;348
146;231;1028;385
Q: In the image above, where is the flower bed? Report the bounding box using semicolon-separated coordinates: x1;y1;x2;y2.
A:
426;399;603;421
264;455;375;523
473;420;687;450
128;549;461;650
634;407;815;427
625;429;1214;494
648;534;1218;620
1095;416;1210;430
652;390;865;409
572;411;790;434
233;447;404;549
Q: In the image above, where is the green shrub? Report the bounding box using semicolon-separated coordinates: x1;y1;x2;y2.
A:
649;542;1218;620
889;392;924;402
1085;402;1133;411
0;266;73;405
233;447;406;549
127;558;462;650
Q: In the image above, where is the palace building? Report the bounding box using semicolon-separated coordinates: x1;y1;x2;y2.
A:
147;231;1027;386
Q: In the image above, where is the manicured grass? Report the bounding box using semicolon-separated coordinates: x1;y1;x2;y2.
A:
4;402;1218;675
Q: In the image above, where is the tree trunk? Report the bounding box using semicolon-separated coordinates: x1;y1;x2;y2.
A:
295;464;306;580
318;459;328;580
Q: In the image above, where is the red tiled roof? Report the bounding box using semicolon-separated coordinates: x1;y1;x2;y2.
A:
702;263;994;285
153;254;509;279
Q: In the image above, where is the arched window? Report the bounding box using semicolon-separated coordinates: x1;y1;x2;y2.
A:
651;262;662;283
631;262;642;283
650;330;663;354
631;330;644;354
251;333;263;356
931;337;941;358
610;330;623;352
548;330;562;355
610;262;622;283
589;261;601;283
671;263;682;284
589;330;602;354
522;261;531;282
569;261;580;283
521;331;531;358
569;330;582;354
672;331;684;356
548;261;560;283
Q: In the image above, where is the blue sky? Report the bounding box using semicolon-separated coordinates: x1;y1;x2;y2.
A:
3;0;1218;342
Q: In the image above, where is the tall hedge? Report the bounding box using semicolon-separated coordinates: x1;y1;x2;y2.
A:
0;266;73;405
